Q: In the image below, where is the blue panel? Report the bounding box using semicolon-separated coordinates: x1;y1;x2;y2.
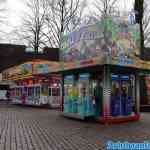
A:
79;74;89;80
111;74;119;80
64;75;74;83
64;75;74;80
120;75;129;80
111;75;129;81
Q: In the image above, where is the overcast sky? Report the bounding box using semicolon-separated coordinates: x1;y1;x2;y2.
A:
5;0;23;30
1;0;134;43
5;0;134;26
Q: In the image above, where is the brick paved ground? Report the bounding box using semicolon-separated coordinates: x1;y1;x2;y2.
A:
0;103;149;150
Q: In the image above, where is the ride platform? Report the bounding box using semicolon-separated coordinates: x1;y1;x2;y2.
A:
97;114;140;124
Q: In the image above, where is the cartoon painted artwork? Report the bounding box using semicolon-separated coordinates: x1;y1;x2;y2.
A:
2;60;61;80
35;64;49;74
21;63;33;75
60;17;141;68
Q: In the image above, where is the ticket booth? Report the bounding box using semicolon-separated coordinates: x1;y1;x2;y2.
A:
59;16;144;123
61;65;140;123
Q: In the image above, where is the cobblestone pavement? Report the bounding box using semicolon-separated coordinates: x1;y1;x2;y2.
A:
0;104;149;150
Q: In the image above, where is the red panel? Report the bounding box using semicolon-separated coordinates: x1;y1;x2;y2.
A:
97;114;140;124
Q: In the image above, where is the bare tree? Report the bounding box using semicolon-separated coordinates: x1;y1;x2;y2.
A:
134;0;150;51
7;0;87;49
66;0;88;32
44;0;87;48
134;0;144;57
142;1;150;47
93;0;119;19
18;0;48;53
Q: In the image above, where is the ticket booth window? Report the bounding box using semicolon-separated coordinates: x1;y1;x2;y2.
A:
111;74;135;116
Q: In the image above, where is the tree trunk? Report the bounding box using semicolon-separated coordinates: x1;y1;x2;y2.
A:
134;0;144;59
140;19;144;58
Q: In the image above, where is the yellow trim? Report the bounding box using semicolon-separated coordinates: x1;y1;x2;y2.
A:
3;74;33;81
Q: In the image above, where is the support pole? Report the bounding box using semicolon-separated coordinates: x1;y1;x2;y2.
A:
102;65;111;118
61;76;64;112
135;74;140;114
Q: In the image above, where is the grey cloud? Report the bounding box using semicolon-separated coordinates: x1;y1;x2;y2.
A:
0;0;7;3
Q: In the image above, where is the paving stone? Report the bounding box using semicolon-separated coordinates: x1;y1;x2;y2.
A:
0;103;149;150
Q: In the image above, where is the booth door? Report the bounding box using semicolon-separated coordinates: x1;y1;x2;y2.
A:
35;86;41;104
27;86;35;104
78;74;95;116
91;79;103;117
111;75;134;116
19;87;23;103
49;87;61;108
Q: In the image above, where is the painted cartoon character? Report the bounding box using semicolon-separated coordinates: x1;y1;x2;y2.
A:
85;42;97;58
79;40;88;59
111;41;118;57
116;38;132;59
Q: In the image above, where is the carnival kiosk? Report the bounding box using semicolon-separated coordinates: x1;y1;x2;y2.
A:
2;60;62;108
59;16;149;123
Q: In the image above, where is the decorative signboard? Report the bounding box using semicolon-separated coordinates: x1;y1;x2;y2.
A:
33;61;60;74
21;63;33;75
34;63;49;74
2;60;62;81
60;16;142;70
2;65;28;81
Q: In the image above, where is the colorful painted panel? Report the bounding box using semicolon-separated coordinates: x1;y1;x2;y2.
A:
21;63;33;75
34;64;49;74
60;17;141;69
2;60;61;80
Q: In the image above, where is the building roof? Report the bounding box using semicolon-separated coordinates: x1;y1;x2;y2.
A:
0;44;59;72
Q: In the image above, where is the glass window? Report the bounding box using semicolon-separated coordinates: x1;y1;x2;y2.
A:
19;88;23;96
79;81;89;97
64;84;72;96
41;84;48;96
48;88;51;96
64;75;74;96
16;88;19;96
52;88;60;96
35;86;40;97
28;87;34;97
